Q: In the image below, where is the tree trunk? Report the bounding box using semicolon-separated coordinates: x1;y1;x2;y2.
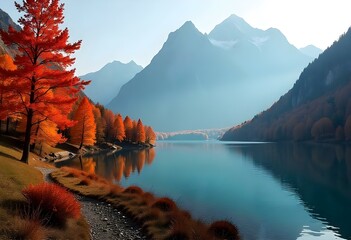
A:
79;156;83;170
21;78;35;164
6;117;10;134
79;116;85;149
21;109;33;163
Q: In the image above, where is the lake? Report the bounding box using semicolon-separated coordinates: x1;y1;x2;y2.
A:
56;141;351;240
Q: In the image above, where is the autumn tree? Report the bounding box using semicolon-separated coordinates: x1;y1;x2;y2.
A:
136;119;146;143
103;109;115;141
0;54;18;133
124;116;133;142
311;117;334;140
113;114;125;142
0;0;88;163
132;120;138;142
70;97;96;149
18;114;65;155
145;126;157;145
92;106;105;143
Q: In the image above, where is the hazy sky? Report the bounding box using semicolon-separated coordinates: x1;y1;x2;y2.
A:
2;0;351;75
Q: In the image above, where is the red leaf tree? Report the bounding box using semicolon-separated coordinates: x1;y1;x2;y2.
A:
113;114;125;142
136;119;146;143
145;125;157;145
69;97;96;149
0;54;18;132
123;116;133;142
0;0;89;162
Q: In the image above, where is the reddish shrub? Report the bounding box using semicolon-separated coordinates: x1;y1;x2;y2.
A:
142;192;155;205
14;219;46;240
137;208;161;222
208;220;240;240
151;197;177;212
109;185;123;196
123;186;143;195
22;183;81;226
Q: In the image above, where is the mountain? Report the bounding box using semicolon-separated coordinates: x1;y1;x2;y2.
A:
108;15;313;131
299;45;323;59
222;28;351;141
80;61;143;105
0;8;20;55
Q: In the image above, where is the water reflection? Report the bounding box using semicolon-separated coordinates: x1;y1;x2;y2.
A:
56;148;156;183
230;143;351;239
56;142;351;240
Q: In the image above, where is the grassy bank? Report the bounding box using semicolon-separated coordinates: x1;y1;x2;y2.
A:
0;137;90;240
51;167;241;240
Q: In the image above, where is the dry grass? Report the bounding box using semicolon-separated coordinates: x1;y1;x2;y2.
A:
51;167;241;240
209;220;240;240
12;217;46;240
0;138;90;240
22;183;81;226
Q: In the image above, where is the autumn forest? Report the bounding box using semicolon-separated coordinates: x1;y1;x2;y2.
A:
1;0;351;240
0;1;156;164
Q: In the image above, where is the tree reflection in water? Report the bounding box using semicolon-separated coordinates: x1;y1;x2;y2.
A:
58;148;156;183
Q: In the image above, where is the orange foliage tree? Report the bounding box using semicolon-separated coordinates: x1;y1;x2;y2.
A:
124;116;133;142
113;114;125;142
103;109;115;141
136;119;146;143
145;126;157;145
92;106;105;143
70;97;96;149
0;0;88;163
17;114;65;155
0;54;19;132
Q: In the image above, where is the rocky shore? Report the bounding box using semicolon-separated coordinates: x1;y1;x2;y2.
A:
36;167;146;240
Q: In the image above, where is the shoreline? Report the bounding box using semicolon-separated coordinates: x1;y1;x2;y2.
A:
36;167;146;240
50;167;241;240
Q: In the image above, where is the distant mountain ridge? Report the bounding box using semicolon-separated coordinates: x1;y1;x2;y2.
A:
80;61;143;105
222;27;351;141
0;8;21;55
108;14;315;131
299;45;323;59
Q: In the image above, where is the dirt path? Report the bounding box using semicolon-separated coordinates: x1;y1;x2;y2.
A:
36;167;146;240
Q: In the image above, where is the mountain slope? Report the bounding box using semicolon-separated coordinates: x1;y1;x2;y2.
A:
80;61;142;105
0;8;20;55
299;45;323;59
108;15;313;131
222;28;351;141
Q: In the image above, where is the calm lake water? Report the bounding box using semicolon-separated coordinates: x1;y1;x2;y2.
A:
56;141;351;240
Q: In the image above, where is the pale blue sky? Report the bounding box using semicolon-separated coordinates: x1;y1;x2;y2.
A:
2;0;351;75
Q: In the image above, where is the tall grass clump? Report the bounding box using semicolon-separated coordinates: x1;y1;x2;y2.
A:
22;183;81;226
151;197;177;212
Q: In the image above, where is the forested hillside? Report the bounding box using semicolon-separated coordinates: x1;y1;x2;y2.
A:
222;28;351;141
